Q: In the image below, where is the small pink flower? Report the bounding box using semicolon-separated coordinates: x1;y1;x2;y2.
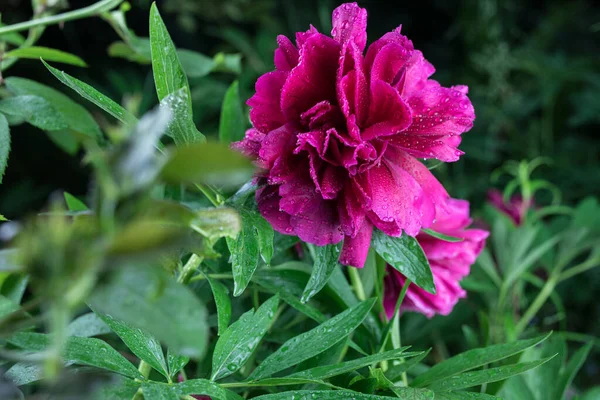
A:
234;2;475;268
384;199;489;318
487;189;530;225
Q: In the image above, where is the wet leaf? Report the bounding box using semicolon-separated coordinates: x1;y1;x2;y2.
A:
252;390;408;399
301;244;341;303
248;298;376;380
167;349;189;379
372;229;435;294
205;275;232;336
5;47;86;66
219;81;246;144
211;295;279;381
66;312;111;337
421;228;464;242
142;379;242;400
0;113;9;183
0;95;69;131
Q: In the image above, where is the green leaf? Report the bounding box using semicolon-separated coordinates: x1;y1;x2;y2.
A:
286;347;416;380
421;228;464;242
4;46;86;66
206;275;232;336
43;60;137;126
4;77;102;140
161;141;253;188
191;207;242;243
88;264;208;359
66;312;111;337
0;26;25;46
227;208;274;296
63;192;88;212
429;357;555;391
212;295;279;381
385;348;431;381
554;342;593;400
249;298;376;380
96;311;169;379
142;379;243;400
301;244;341;303
149;3;204;145
8;332;142;379
371;229;435;294
177;48;215;78
412;333;551;387
92;378;140;400
167;349;189;379
252;390;402;399
434;392;501;400
4;362;44;386
219;81;245;144
0;95;69;131
0;113;9;183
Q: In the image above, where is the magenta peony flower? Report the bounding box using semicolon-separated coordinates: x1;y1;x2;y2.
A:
384;199;489;318
234;2;475;268
487;189;530;225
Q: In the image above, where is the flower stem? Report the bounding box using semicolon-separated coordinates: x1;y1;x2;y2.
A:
177;254;204;285
0;0;124;36
514;274;557;337
348;267;366;301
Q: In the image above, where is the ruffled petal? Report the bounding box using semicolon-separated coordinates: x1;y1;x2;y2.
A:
247;71;287;133
363;80;412;140
231;128;265;159
339;221;373;268
256;185;292;234
331;2;367;51
274;35;299;72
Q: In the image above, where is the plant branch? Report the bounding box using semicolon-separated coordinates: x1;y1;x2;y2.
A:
348;267;366;301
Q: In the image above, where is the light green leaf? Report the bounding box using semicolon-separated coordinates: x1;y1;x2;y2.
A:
287;347;416;381
43;60;137;126
386;348;431;381
212;295;279;381
252;390;402;399
149;3;204;145
249;298;376;380
372;229;435;294
66;312;111;337
177;49;215;78
206;275;232;336
0;113;9;183
8;332;142;379
0;26;25;46
4;46;86;66
4;362;44;386
91;377;140;400
4;77;102;139
429;357;555;391
0;95;69;131
227;208;274;296
161;141;253;188
63;192;88;212
96;312;169;379
300;244;341;303
88;264;208;359
554;342;593;400
421;228;463;242
434;392;501;400
219;81;245;144
412;333;551;387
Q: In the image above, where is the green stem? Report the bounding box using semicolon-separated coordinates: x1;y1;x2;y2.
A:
348;267;366;301
195;184;222;207
0;0;123;36
558;257;600;283
189;273;234;282
178;254;204;285
515;274;558;337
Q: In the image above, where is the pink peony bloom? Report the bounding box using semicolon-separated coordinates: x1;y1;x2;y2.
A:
384;199;489;318
234;2;475;268
487;189;530;225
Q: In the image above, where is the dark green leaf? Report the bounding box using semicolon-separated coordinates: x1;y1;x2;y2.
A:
372;229;435;294
385;349;431;381
149;4;204;145
429;357;555;391
66;312;111;337
0;95;69;131
434;392;501;400
301;244;341;303
252;390;404;399
92;378;140;400
5;47;86;66
4;77;102;139
63;192;88;212
412;333;550;387
206;276;232;336
43;60;137;125
0;113;9;183
143;379;242;400
287;347;416;380
8;332;142;379
249;298;376;380
88;264;208;359
161;141;253;188
212;295;279;381
219;81;245;144
227;208;274;296
96;312;169;379
554;342;593;400
421;228;463;242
